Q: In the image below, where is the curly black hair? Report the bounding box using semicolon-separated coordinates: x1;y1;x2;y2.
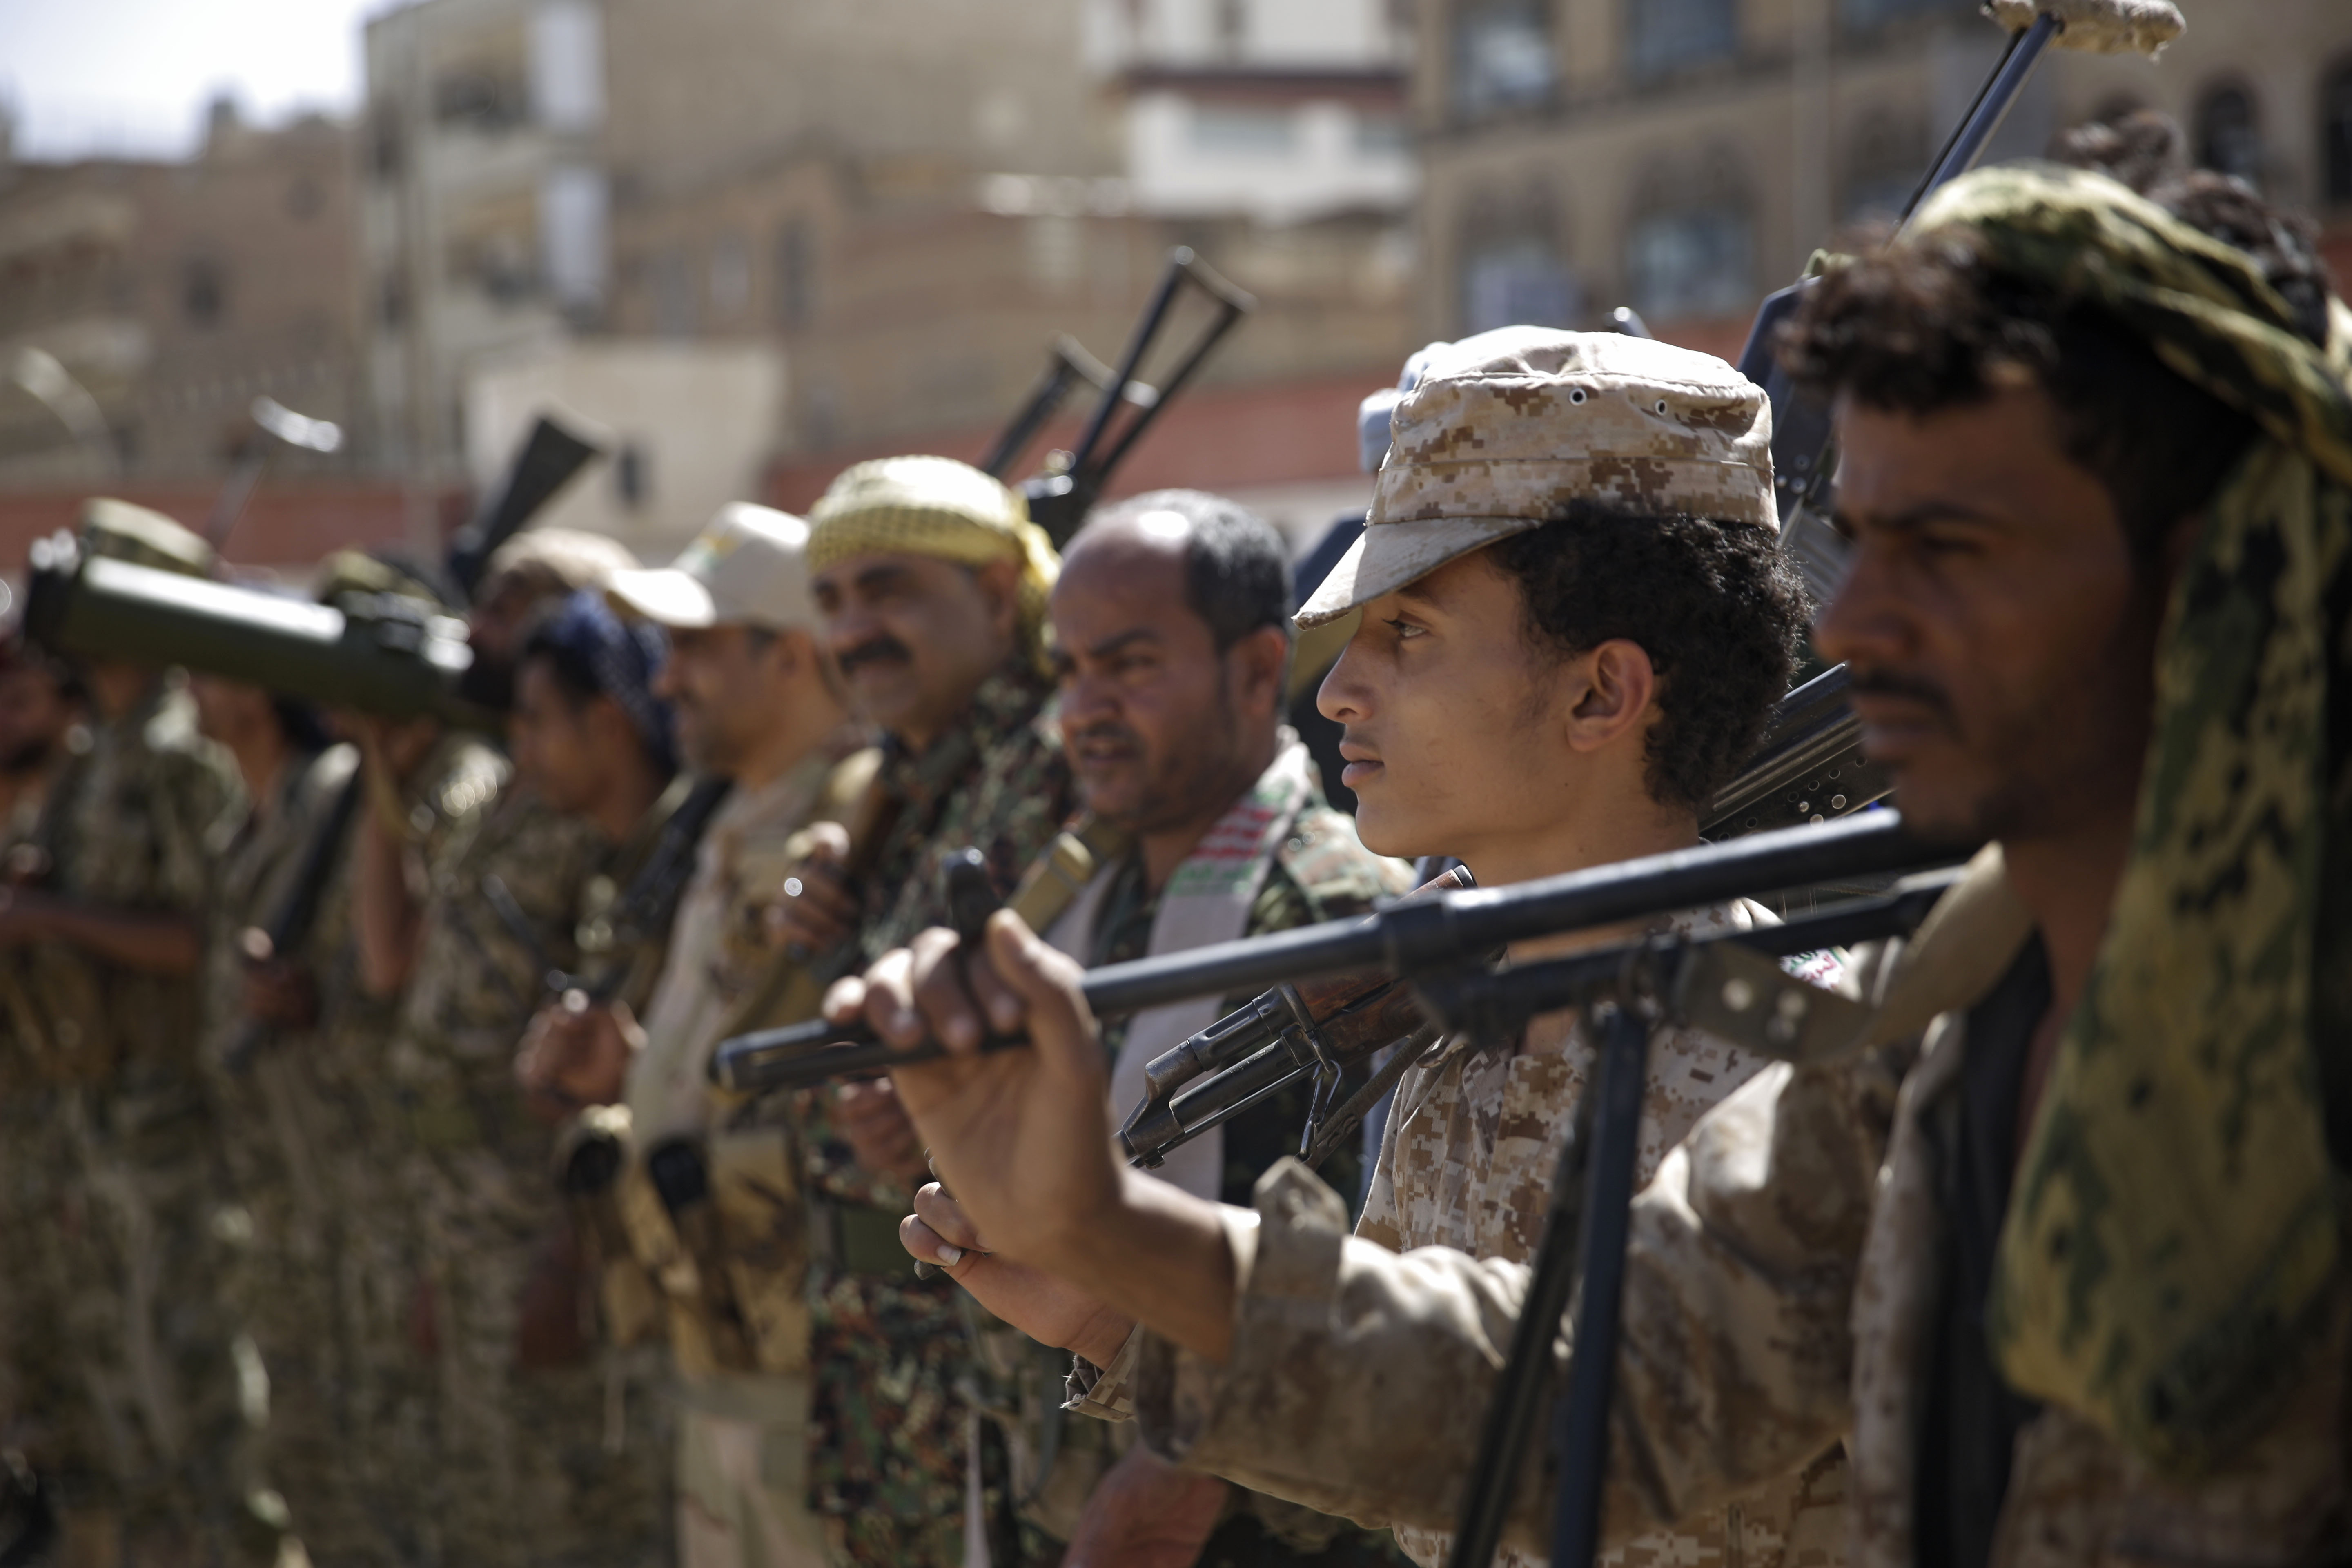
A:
1485;503;1808;814
1780;145;2336;568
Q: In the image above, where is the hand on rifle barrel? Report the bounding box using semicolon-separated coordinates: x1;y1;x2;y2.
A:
827;912;1242;1365
764;822;858;958
825;913;1119;1268
835;1079;930;1188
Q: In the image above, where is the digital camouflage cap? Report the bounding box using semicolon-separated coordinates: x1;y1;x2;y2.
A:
1296;327;1775;627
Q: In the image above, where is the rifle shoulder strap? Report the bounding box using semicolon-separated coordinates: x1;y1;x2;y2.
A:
1008;813;1133;932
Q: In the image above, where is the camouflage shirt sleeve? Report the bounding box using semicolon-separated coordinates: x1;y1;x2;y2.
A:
1126;1045;1907;1552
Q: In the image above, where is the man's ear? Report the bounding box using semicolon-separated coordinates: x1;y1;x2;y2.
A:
1225;625;1291;720
1561;638;1658;755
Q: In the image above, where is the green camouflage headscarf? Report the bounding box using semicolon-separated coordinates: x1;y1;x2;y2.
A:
1904;165;2352;1474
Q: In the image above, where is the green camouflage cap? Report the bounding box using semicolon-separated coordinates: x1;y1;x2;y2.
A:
78;497;215;579
1296;327;1775;627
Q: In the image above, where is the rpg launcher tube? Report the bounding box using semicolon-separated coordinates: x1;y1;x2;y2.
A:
23;532;497;729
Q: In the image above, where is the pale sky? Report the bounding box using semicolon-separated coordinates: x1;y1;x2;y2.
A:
0;0;391;160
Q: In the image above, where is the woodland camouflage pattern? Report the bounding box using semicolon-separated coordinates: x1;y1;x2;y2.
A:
782;658;1074;1566
306;729;504;1564
1904;165;2352;1474
196;741;376;1564
0;685;245;1554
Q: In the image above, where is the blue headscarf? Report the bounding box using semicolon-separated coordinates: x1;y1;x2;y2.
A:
528;589;676;774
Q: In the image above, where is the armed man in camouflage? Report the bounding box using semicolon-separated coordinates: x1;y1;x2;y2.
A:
1001;489;1415;1567
261;549;507;1564
387;584;688;1567
765;454;1076;1566
0;502;244;1563
863;165;2352;1566
856;331;1841;1568
515;502;873;1568
350;530;657;1566
187;670;363;1565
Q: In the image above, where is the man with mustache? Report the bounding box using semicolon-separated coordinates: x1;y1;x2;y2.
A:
846;330;1844;1568
844;164;2352;1564
514;501;871;1568
999;490;1412;1566
765;454;1077;1566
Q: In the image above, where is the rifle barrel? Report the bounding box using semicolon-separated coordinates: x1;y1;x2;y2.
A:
710;810;1964;1093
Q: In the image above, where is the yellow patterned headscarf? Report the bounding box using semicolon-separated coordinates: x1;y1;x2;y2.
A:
806;455;1060;669
1904;166;2352;1476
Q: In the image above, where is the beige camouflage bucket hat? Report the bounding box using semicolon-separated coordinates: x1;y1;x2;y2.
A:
1296;326;1776;626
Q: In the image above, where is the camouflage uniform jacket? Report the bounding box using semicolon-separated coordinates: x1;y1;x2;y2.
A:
1087;792;1414;1212
197;741;361;1258
390;777;682;1566
16;684;240;1088
1357;899;1846;1568
629;725;874;1147
794;657;1074;1210
1098;850;2352;1566
785;659;1074;1562
1041;786;1415;1564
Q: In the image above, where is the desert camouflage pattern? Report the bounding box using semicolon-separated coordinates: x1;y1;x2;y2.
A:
1982;0;2182;55
776;658;1074;1566
195;742;380;1564
620;727;871;1568
386;781;672;1567
1906;166;2352;1474
1105;851;2352;1566
1355;900;1844;1568
1298;328;1775;627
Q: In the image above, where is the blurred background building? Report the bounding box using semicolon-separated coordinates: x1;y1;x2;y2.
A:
0;0;2345;568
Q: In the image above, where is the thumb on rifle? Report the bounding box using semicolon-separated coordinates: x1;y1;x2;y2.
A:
980;908;1100;1083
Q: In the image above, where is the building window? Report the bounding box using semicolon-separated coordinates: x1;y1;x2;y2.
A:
1215;0;1248;58
2194;83;2262;185
650;250;697;336
1626;204;1753;321
708;232;751;320
775;218;816;330
615;443;649;510
434;68;530;133
2323;59;2352;205
183;258;226;326
1189;104;1296;155
1451;0;1553;122
1462;236;1578;334
1355;113;1409;155
1627;0;1736;82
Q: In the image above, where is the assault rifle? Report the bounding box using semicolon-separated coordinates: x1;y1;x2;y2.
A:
1009;248;1256;546
710;807;1964;1094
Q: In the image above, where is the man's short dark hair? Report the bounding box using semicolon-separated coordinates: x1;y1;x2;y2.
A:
1487;505;1808;814
1091;489;1294;652
1780;167;2336;567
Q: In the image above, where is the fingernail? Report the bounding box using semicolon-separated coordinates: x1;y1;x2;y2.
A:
935;1245;963;1267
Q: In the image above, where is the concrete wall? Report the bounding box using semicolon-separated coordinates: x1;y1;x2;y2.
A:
464;336;785;562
